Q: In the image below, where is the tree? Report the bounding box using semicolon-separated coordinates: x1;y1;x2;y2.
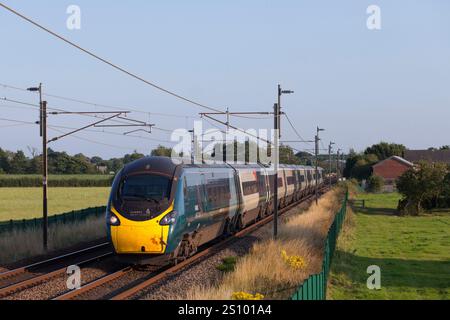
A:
90;156;104;164
440;145;450;150
108;158;124;173
364;142;406;161
344;153;379;181
151;145;173;157
0;148;11;173
28;155;42;174
9;150;29;174
396;162;447;215
443;170;450;207
367;175;384;193
279;145;301;165
295;151;314;165
123;151;145;165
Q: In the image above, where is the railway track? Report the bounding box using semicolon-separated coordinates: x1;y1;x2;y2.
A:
54;187;329;301
0;242;113;299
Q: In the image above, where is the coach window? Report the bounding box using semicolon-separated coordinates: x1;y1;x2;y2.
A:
287;176;295;186
243;181;258;196
184;173;201;214
257;173;266;197
278;178;283;187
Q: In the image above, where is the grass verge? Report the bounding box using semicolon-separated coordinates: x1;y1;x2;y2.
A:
182;188;344;300
0;215;107;265
328;193;450;300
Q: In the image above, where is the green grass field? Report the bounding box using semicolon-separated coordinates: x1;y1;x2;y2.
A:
328;192;450;300
0;174;111;180
0;188;110;221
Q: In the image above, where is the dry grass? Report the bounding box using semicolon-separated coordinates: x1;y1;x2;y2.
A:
0;216;107;265
183;189;343;300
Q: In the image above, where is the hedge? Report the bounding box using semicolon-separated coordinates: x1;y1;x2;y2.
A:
0;175;113;188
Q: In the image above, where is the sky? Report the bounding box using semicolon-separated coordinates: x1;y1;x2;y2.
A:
1;0;449;159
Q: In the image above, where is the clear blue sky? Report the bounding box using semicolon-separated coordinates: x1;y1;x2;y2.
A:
1;0;449;159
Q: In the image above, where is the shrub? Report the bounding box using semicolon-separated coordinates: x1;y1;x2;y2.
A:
0;175;113;188
366;175;384;193
397;162;448;215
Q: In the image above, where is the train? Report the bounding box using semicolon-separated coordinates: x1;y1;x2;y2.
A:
106;157;324;265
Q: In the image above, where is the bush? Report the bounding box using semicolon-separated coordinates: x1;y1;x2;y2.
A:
367;175;384;193
397;162;448;215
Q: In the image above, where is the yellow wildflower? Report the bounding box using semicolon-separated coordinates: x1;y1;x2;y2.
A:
281;250;307;270
232;292;265;300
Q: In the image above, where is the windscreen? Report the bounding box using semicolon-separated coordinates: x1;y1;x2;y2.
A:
119;174;172;202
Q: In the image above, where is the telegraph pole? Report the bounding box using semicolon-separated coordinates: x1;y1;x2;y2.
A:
273;102;280;239
328;141;335;188
337;149;342;182
27;84;48;250
273;85;294;239
42;101;48;250
315;126;325;205
188;129;194;164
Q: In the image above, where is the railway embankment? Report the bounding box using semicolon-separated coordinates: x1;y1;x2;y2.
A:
137;187;345;300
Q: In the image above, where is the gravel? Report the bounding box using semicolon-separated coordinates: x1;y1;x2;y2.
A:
4;257;119;300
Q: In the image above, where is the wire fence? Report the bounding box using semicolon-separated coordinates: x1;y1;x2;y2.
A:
0;206;106;234
291;190;349;300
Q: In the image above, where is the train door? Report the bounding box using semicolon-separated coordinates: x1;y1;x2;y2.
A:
278;168;286;207
183;170;204;232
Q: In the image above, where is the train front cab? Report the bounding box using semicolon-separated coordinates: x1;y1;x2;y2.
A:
106;159;183;264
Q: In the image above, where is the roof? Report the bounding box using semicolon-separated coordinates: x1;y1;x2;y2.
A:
373;156;414;168
404;150;450;164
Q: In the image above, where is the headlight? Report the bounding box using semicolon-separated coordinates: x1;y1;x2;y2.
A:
108;211;121;226
159;211;177;226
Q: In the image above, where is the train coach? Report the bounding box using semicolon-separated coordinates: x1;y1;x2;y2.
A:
106;157;324;265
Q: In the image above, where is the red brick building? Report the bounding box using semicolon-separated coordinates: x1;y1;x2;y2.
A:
372;156;414;192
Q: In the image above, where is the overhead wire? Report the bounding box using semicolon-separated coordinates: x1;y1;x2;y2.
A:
48;127;140;151
0;96;185;147
1;82;201;119
284;113;313;147
0;3;224;113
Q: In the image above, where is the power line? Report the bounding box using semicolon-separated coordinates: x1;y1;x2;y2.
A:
0;103;38;112
47;123;174;144
48;127;140;151
0;117;37;125
284;113;313;146
0;113;174;145
0;123;30;129
1;95;183;143
0;95;155;127
1;82;278;123
0;82;198;119
0;3;224;113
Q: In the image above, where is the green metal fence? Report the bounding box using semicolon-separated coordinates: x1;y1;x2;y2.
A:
291;191;349;300
0;206;107;235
